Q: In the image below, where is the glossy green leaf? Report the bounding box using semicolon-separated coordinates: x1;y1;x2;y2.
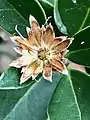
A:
7;0;46;25
69;26;90;51
4;72;63;120
66;26;90;66
0;67;21;87
54;0;90;35
0;87;30;120
0;67;34;87
39;0;54;7
54;0;68;35
66;48;90;67
0;67;34;120
0;0;46;34
85;67;90;75
48;75;81;120
39;0;53;17
70;69;90;120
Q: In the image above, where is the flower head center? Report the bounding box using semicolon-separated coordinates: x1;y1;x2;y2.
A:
38;48;50;61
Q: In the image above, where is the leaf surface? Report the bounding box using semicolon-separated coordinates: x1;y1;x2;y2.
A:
0;0;46;34
54;0;90;35
48;75;81;120
0;67;34;120
70;69;90;120
4;72;63;120
66;48;90;67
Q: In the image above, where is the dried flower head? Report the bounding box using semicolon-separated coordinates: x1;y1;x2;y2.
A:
10;15;73;84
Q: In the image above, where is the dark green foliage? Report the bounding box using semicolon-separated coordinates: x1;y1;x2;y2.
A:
0;0;90;120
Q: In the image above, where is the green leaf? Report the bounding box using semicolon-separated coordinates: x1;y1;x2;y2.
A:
54;0;68;35
0;67;34;120
66;26;90;66
54;0;90;35
4;72;63;120
39;0;54;7
0;87;30;120
0;67;21;87
70;69;90;120
7;0;46;25
39;0;53;17
0;0;46;34
66;48;90;67
48;75;81;120
0;67;34;87
85;67;90;75
69;26;90;51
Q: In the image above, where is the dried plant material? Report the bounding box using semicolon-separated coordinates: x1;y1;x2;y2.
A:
10;15;73;84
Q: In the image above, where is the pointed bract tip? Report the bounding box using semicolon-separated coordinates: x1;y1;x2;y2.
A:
20;80;23;85
9;62;13;67
13;47;22;54
9;62;16;67
67;37;74;44
26;27;31;36
9;61;21;68
46;23;53;33
62;68;68;75
32;75;37;80
49;77;52;82
71;37;74;41
49;23;53;30
29;15;37;26
29;14;36;21
10;36;15;43
20;76;25;85
69;39;73;45
59;36;67;40
43;75;52;82
10;36;21;44
20;72;31;84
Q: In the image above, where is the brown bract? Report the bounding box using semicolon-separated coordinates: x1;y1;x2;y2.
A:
10;15;73;84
